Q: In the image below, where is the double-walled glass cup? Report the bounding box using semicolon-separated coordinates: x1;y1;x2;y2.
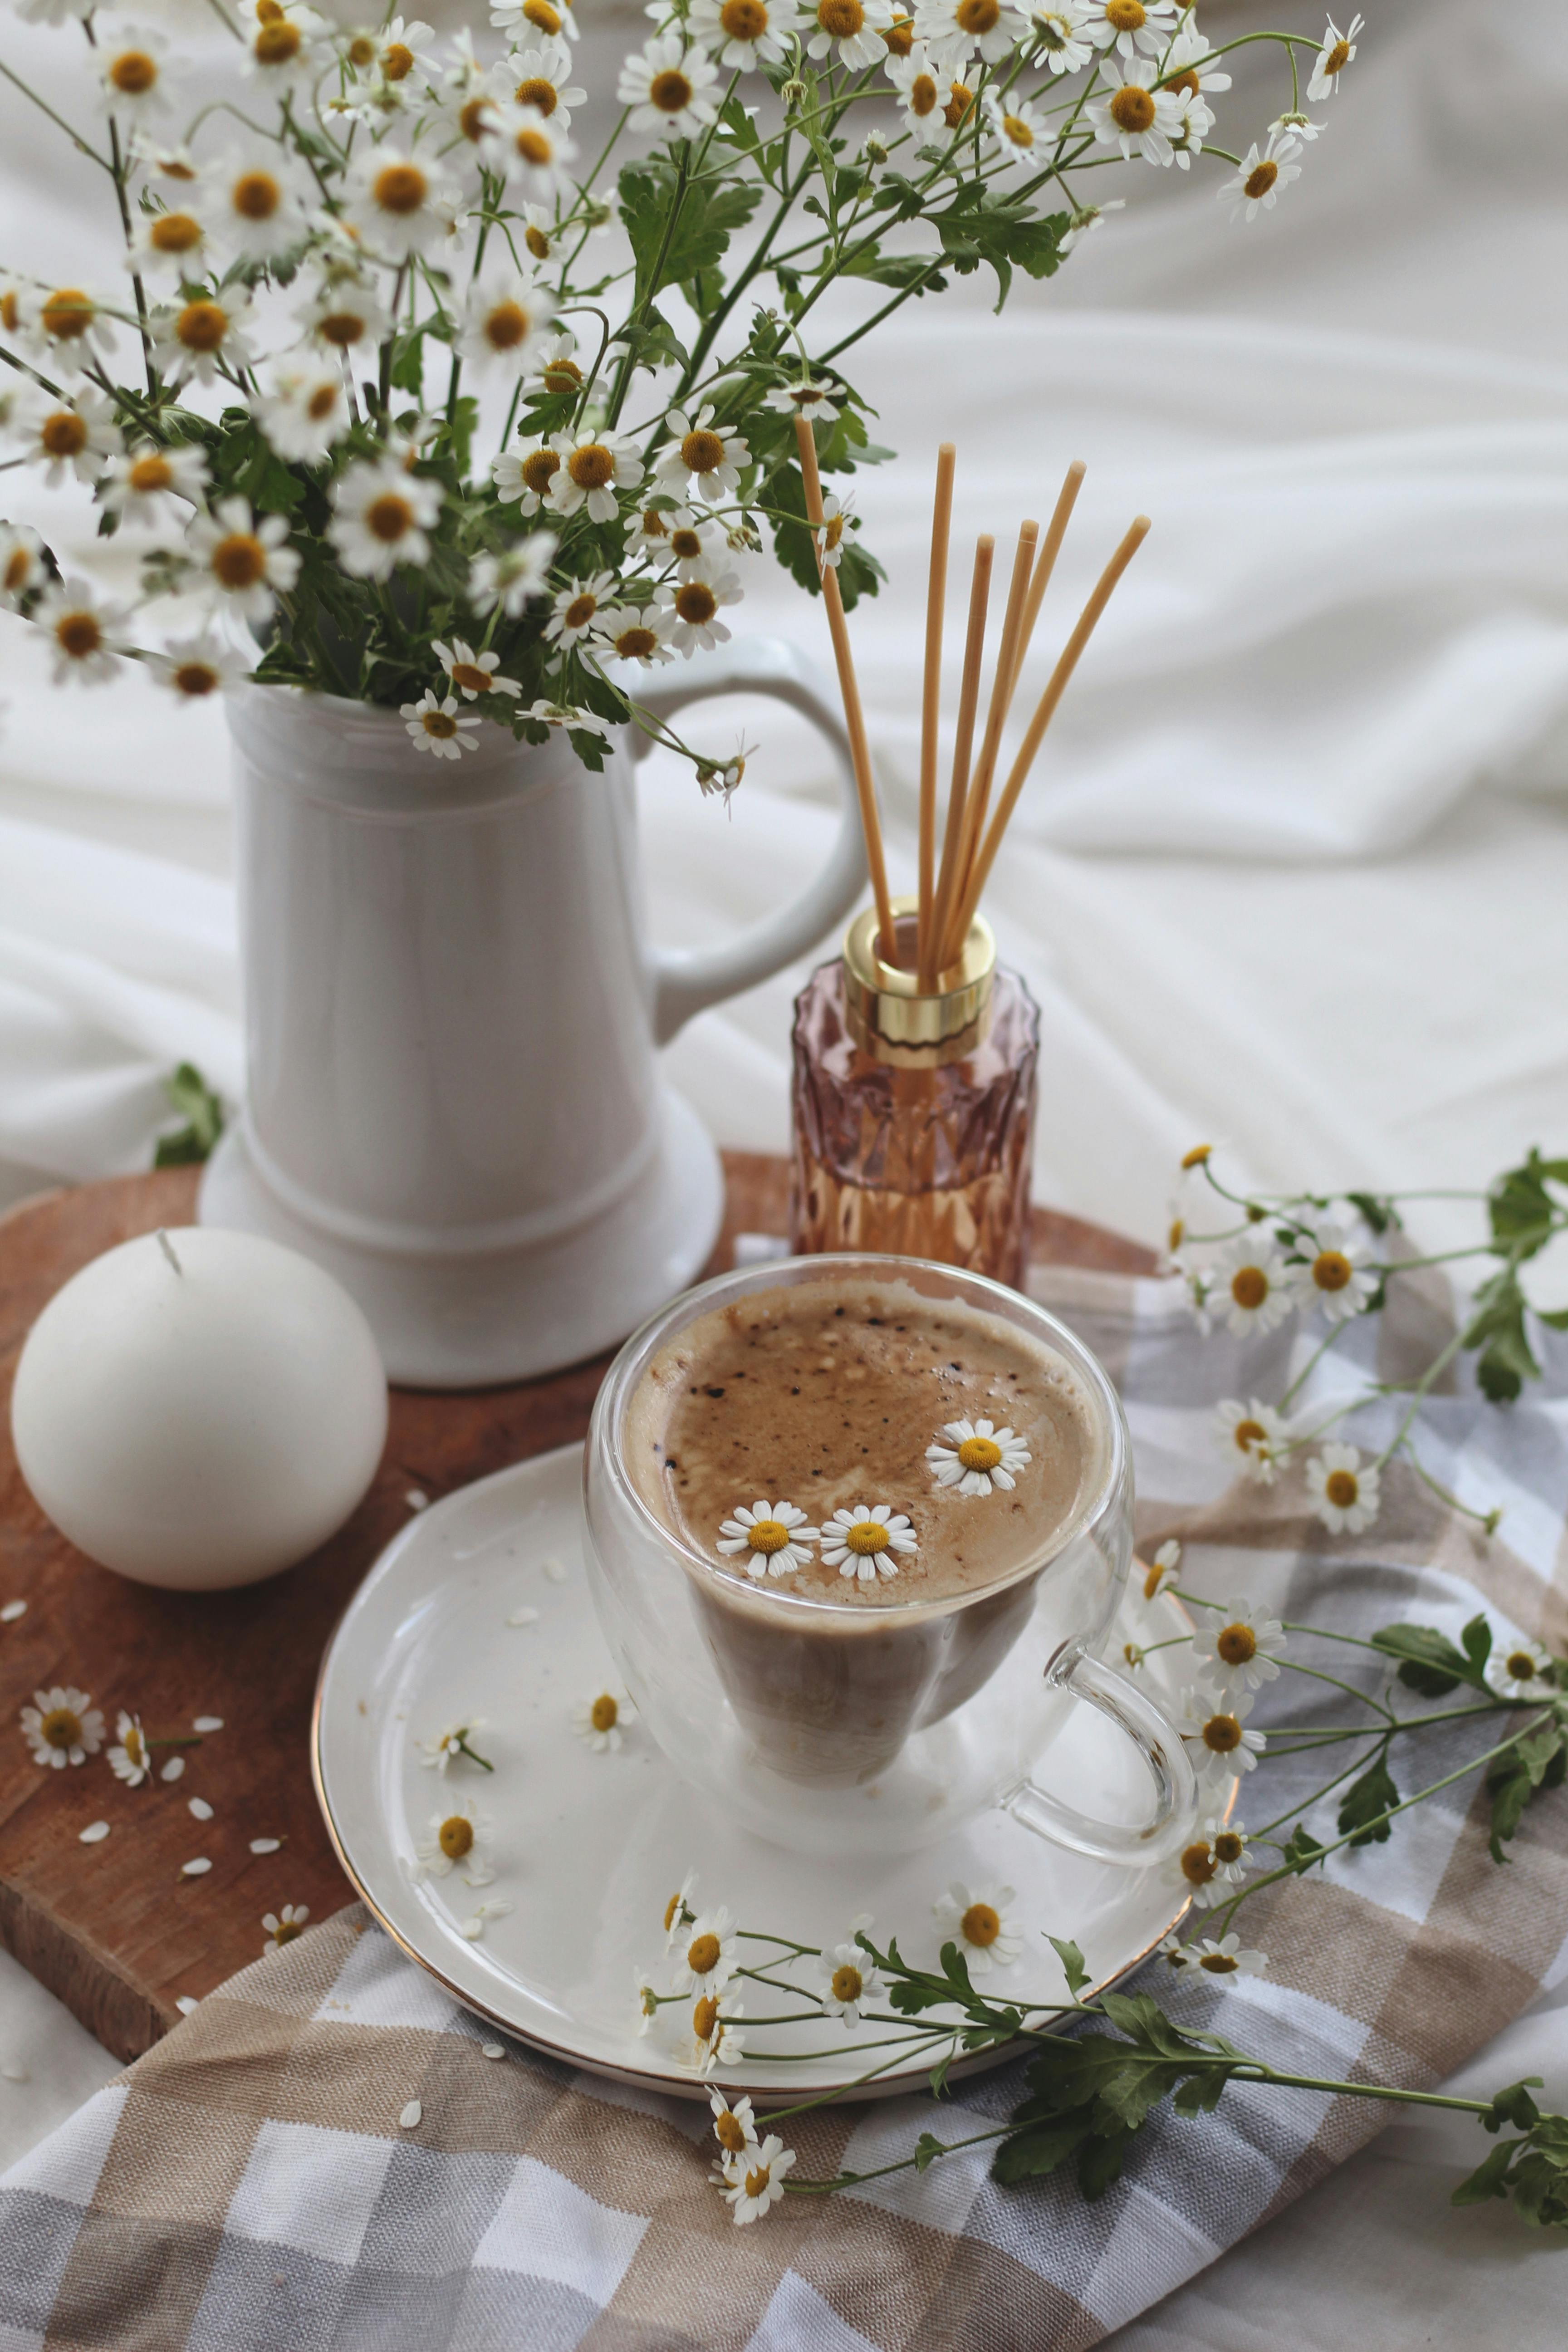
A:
582;1254;1196;1863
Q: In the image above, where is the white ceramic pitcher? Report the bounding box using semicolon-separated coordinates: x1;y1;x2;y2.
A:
199;643;866;1386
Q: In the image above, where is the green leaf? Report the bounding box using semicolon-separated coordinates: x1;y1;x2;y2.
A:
152;1062;225;1169
1485;2081;1544;2135
1487;1151;1565;1262
1463;1264;1541;1404
991;2109;1097;2185
618;158;760;302
1048;1936;1091;2001
1370;1622;1479;1697
1345;1189;1394;1235
912;2132;945;2173
1451;2139;1518;2206
1486;1725;1565;1862
840;251;945;293
1337;1749;1400;1847
1279;1822;1328;1874
1461;1613;1494;1676
1078;2125;1132;2200
933;200;1068;309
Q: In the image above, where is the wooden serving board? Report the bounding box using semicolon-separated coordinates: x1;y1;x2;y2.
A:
0;1156;1154;2062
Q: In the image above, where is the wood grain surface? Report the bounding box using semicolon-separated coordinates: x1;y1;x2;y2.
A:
0;1157;1154;2062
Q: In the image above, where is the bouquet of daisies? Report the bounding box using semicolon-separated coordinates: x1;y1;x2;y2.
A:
0;0;1359;771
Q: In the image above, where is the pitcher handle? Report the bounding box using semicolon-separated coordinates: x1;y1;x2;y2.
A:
1003;1645;1198;1867
624;638;868;1047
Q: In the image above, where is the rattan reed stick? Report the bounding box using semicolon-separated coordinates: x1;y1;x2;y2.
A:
916;443;956;990
927;533;992;983
941;518;1036;968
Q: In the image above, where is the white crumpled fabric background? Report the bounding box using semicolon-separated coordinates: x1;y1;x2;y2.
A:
2;0;1568;2341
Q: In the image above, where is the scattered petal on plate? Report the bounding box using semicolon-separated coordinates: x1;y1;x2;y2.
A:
406;1490;429;1512
193;1717;224;1734
0;1600;25;1622
175;1996;198;2016
78;1820;110;1844
188;1797;214;1821
161;1756;186;1782
399;2099;422;2129
481;2043;505;2061
250;1838;282;1855
506;1607;539;1628
541;1558;568;1583
180;1856;212;1877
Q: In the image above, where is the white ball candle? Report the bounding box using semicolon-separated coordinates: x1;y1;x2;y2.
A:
11;1225;388;1591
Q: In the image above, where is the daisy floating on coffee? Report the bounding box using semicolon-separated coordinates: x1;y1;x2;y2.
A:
926;1418;1031;1497
820;1505;918;1584
716;1500;819;1579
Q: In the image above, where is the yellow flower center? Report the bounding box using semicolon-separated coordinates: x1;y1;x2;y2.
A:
956;1436;1001;1472
1180;1841;1216;1886
908;73;938;113
150;211;202;252
307;383;339;420
514;127;553;164
1105;0;1144;25
568;442;616;488
943;81;974;127
523;0;561;29
564;593;598;631
1142;1560;1165;1600
1202;1713;1242;1754
745;1518;791;1554
1199;1950;1238;1974
1109;83;1155;134
422;708;458;739
831;1963;863;2002
1217;1623;1257;1666
844;1520;888;1556
590;1692;619;1731
3;549;30;590
1230;1265;1269;1311
41;411;88;458
687;1931;721;1976
348;34;376;65
721;0;769;34
883;16;915;54
649;69;694;113
256;1;284;21
1213;1831;1245;1866
1168;1217;1185;1251
318;309;368;347
366;493;414;543
211;533;265;588
669;526;701;558
538;357;579;396
1001;113;1033;149
438;1815;474;1858
675;581;717;624
1506;1651;1537;1680
521;447;560;495
232;170;281;221
663;1891;683;1932
451;661;491;693
956;0;999;30
1233;1418;1267;1452
1323;36;1350;74
123;1725;146;1765
41;1706;83;1748
1166;66;1200;97
614;626;658;660
172;662;219;696
743;2161;771;2198
484;300;533;351
694;1994;721;2040
514;76;557;113
459;96;495;141
177;299;229;352
1312;1250;1352;1293
109;49;158;93
960;1901;1000;1946
1324;1469;1359;1509
374;162;428;216
1182;1143;1212;1168
1244;159;1279;201
714;2108;747;2151
128;453;172;492
382;40;415;78
273;1917;304;1944
526;225;551;260
818;0;864;33
253;20;302;65
41;289;93;340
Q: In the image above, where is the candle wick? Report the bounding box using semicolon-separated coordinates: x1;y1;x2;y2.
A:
156;1229;184;1278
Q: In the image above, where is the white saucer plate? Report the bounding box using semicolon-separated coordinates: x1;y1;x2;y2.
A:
313;1443;1200;2102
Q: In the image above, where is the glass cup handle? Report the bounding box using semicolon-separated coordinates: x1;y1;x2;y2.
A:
1003;1644;1198;1866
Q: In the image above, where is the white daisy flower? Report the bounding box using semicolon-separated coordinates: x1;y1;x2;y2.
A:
931;1880;1021;1972
460;1898;515;1941
149;635;251;701
1191;1932;1267;1982
655;514;715;565
764;376;843;428
242;2;327;96
1155;1930;1194;1970
202;146;310;263
813;491;855;571
709;2087;759;2161
343;146;456;258
1307;10;1361;102
689;0;789;69
811;1926;885;2027
349;16;438;88
490;0;579;41
1486;1640;1559;1704
914;0;1021;68
94;24;176;123
546;429;646;524
483;103;578;202
805;0;896;69
1087;53;1184;164
455;266;554;378
885;44;946;135
24;387;123;487
107;1710;152;1785
1058;197;1125;253
416;1715;492;1772
252;367;352;466
433;638;523;699
673;1904;739;1994
1178;1685;1266;1787
656;404;750;505
1161;22;1232;96
1166;89;1214;169
1200;1598;1286;1696
32;579;131;686
1219;132;1303;223
1212;1234;1294;1336
1292;1220;1376;1323
467;532;559;619
1304;1442;1380;1535
716;1500;819;1579
329;459;443;581
130;134;201;185
414;1797;496;1884
262;1901;311;1953
150;287;257;387
544;570;616;649
0;525;46;608
12;0;94;23
1214;1397;1287;1485
1270;108;1324;142
663;1870;699;1945
532;331;585;394
690;1990;746;2075
723;2132;794;2221
573;1687;635;1751
127;204;212;280
634;1966;661;2034
187;497;301;624
402;689;482;761
601;603;676;667
659;561;743;653
1082;0;1175;57
1025;1;1093;73
492;436;564;516
20;1686;105;1769
298;276;394;359
29;283;118;361
1166;1815;1250;1909
617;35;721;138
520;696;615;738
503;38;587;127
925;1417;1030;1497
820;1504;917;1583
1141;1535;1181;1600
99;439;209;529
984;91;1047;177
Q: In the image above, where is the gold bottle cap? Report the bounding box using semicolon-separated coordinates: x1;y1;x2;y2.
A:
842;894;995;1068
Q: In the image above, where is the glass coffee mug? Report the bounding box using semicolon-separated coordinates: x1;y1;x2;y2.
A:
582;1254;1196;1863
